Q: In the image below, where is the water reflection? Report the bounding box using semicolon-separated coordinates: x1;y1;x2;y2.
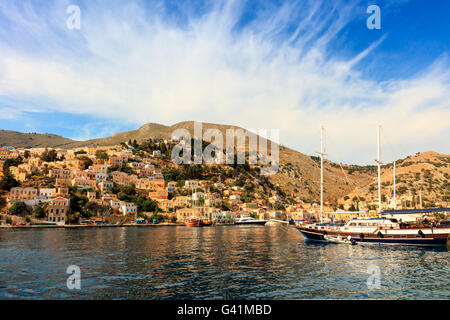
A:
0;226;448;299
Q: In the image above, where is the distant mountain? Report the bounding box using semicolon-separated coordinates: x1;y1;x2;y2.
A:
0;130;75;148
63;121;260;148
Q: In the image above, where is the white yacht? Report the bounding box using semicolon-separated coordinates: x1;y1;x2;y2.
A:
235;216;266;225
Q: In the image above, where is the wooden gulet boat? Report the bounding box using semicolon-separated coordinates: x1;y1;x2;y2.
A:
296;126;450;246
185;186;204;227
185;218;204;227
298;219;450;246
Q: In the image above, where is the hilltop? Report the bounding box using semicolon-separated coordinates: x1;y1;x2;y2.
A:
0;130;75;148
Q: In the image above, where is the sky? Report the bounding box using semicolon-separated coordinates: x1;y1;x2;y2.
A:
0;0;449;164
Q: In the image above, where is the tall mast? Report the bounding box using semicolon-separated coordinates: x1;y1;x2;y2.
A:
376;125;382;213
317;126;326;223
393;160;396;209
419;189;422;209
192;186;195;218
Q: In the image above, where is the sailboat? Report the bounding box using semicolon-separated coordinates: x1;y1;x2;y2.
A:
185;186;204;227
296;126;450;246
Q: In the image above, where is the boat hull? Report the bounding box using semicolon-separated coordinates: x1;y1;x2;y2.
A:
297;227;449;246
234;221;267;225
185;220;204;227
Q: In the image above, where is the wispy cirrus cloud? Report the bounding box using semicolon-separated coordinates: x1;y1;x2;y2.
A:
0;0;448;164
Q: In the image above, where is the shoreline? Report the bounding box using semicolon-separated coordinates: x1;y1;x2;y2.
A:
0;223;184;229
0;222;240;229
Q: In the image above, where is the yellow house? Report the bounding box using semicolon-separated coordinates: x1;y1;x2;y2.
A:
173;196;191;208
98;181;113;193
9;166;27;182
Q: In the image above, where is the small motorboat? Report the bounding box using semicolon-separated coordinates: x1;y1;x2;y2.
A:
323;234;357;245
234;216;266;225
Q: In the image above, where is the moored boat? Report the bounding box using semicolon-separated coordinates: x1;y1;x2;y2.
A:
296;126;450;246
297;218;450;246
185;218;204;227
234;216;266;225
323;234;357;245
202;220;213;226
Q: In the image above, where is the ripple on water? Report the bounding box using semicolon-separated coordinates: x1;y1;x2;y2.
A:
0;226;448;299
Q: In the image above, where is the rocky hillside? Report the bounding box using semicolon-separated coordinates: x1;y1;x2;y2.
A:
272;147;374;203
343;151;450;207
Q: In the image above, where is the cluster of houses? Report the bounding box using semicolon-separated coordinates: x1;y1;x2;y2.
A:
0;143;319;225
1;142;442;226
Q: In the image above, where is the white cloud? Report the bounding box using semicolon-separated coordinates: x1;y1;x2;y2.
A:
0;0;448;164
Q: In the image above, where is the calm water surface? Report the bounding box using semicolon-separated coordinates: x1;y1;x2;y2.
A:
0;226;448;299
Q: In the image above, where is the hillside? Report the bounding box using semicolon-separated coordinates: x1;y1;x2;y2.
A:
0;130;75;148
0;122;447;206
343;151;450;207
60;120;374;202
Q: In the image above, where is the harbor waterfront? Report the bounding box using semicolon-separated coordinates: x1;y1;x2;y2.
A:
0;225;448;299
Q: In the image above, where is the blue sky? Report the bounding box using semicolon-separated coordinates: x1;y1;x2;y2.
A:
0;0;449;164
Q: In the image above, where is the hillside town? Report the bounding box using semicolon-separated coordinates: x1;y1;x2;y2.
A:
0;136;448;227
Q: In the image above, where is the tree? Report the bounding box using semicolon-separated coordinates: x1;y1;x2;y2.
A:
33;203;48;218
234;178;245;187
134;195;159;212
120;166;135;175
95;150;109;161
274;202;285;210
0;196;6;209
3;158;22;174
40;149;59;162
66;211;80;224
84;201;97;215
162;167;185;181
151;212;164;223
0;173;19;191
77;155;93;169
9;201;26;215
70;195;90;218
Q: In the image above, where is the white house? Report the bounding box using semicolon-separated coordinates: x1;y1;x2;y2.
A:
120;202;137;216
39;188;56;199
192;192;205;201
185;180;199;189
95;172;109;183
